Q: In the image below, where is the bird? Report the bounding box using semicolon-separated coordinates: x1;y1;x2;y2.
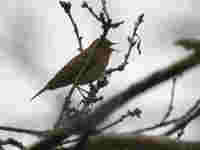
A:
30;38;117;101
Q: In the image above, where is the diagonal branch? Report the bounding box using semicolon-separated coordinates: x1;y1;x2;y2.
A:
0;126;45;137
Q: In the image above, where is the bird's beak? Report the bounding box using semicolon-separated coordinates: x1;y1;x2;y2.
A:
110;48;120;53
110;41;119;52
111;41;118;45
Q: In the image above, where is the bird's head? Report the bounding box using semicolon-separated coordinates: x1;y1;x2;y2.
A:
90;38;117;48
101;38;118;47
102;39;119;53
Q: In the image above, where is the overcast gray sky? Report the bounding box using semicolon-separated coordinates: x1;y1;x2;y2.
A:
0;0;200;144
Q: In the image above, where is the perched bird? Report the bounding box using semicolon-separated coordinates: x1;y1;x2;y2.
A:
30;38;117;101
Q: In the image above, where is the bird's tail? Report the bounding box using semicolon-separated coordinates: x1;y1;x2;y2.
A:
30;87;47;101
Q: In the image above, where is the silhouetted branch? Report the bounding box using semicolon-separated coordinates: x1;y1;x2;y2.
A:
106;13;144;74
130;97;200;135
163;98;200;136
82;1;124;38
0;138;25;150
130;118;179;135
81;2;101;21
99;108;142;132
0;126;45;137
161;77;177;123
59;1;83;52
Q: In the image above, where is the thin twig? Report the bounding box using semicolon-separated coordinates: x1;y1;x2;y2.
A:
106;13;144;74
0;126;45;137
100;0;110;22
130;118;179;135
59;1;83;51
99;108;142;132
82;1;124;39
161;77;177;123
131;97;200;135
0;138;25;150
163;98;200;136
82;2;101;21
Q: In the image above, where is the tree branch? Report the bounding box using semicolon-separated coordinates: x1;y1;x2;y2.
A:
29;51;200;150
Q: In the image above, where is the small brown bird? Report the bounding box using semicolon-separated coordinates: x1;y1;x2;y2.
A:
30;38;117;101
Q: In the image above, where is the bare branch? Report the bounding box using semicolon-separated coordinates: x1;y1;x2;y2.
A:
131;97;200;135
106;13;144;74
0;126;45;137
81;1;101;21
101;0;110;22
0;138;25;150
130;118;179;135
163;98;200;136
59;1;83;52
161;77;177;123
99;108;142;132
82;1;124;38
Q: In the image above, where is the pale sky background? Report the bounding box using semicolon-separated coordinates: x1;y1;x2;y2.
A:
0;0;200;145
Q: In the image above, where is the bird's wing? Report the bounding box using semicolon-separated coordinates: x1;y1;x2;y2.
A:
47;50;96;89
78;63;106;84
78;47;110;84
